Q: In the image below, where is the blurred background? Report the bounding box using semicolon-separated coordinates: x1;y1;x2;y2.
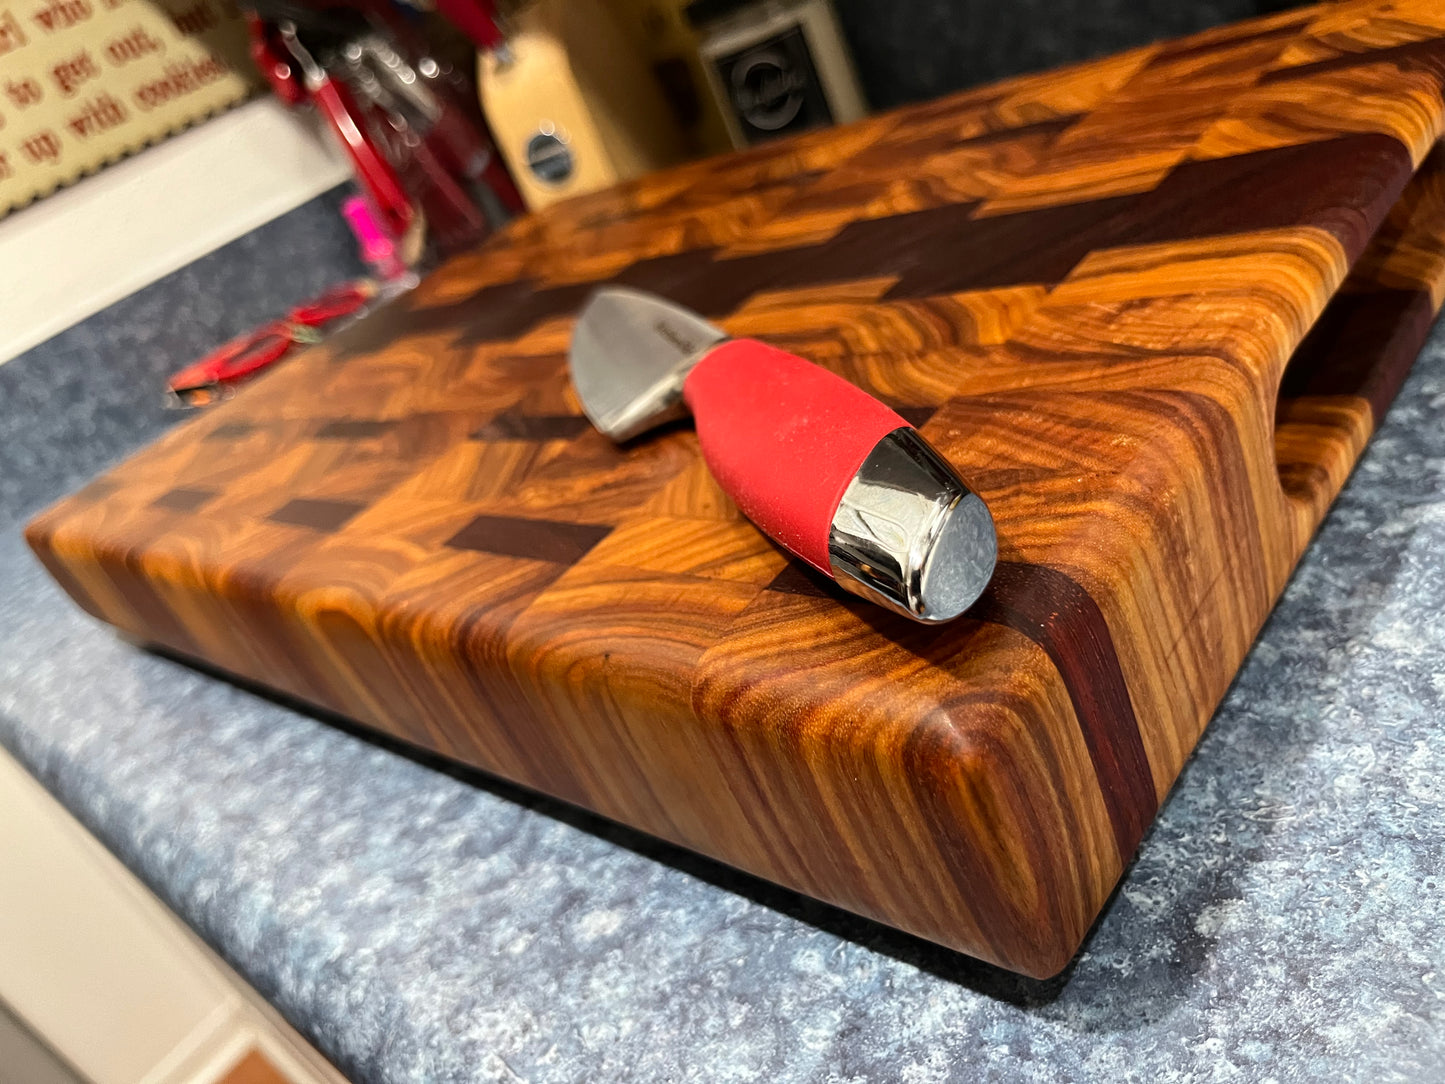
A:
0;0;1317;373
819;0;1310;107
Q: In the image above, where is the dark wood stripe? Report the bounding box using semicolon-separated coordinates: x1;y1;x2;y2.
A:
72;477;121;503
376;134;1415;353
205;422;261;441
972;561;1158;860
882;197;1140;298
1280;286;1438;426
472;414;593;442
315;419;398;440
955;114;1083;149
268;498;365;532
1260;36;1445;85
765;561;834;598
895;405;940;429
451;281;595;349
1127;132;1414;264
151;487;217;513
445;515;612;565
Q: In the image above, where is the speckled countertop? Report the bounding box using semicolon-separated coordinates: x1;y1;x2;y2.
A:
3;190;1444;1082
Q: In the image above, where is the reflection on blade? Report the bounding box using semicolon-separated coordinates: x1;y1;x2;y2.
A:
569;287;727;441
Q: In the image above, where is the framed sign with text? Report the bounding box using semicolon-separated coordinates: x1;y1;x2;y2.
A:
0;0;258;215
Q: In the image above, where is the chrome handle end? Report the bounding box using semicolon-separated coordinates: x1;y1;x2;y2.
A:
827;428;997;623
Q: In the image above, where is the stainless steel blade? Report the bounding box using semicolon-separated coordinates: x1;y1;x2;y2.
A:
569;287;728;441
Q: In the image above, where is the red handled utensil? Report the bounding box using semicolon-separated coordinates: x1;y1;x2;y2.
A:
277;21;419;253
166;281;375;409
568;287;997;623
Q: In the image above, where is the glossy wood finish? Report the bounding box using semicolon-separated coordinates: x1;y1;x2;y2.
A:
27;0;1445;977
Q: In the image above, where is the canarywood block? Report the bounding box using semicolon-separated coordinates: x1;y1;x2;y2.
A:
27;1;1445;976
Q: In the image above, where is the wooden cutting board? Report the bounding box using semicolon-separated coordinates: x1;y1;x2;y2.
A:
28;0;1445;977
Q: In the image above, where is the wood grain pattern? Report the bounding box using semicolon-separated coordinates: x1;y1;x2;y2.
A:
27;0;1445;977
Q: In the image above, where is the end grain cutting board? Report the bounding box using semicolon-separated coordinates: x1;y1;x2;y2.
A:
28;0;1445;977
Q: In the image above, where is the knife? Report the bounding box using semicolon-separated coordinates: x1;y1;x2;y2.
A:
568;287;997;623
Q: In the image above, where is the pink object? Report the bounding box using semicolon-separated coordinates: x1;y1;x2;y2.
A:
343;195;408;281
683;338;911;573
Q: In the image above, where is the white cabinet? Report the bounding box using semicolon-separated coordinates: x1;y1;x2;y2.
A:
0;747;349;1084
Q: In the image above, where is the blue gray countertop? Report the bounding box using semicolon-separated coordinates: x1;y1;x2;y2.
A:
3;190;1445;1082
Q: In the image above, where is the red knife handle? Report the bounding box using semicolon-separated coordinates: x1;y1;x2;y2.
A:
683;338;910;573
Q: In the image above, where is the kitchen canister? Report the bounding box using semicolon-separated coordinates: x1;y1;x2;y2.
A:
685;0;866;148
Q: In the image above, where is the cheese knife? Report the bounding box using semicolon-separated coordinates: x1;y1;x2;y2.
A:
568;287;997;623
